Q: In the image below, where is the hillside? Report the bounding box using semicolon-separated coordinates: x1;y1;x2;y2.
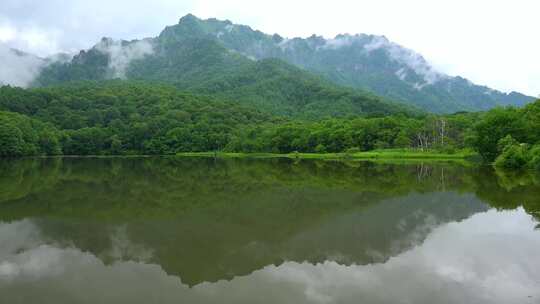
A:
144;14;534;113
0;81;476;156
0;82;276;155
5;15;535;115
31;14;535;114
33;17;410;119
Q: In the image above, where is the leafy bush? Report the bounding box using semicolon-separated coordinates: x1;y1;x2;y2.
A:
528;145;540;170
0;111;61;157
497;135;519;154
495;140;530;169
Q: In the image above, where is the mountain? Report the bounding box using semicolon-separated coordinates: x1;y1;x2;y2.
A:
33;18;410;119
161;15;534;113
33;14;534;114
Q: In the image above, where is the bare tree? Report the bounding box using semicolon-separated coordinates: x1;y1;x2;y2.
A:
439;118;447;146
416;131;430;151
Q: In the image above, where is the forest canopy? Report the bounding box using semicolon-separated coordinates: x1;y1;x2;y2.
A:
0;81;539;168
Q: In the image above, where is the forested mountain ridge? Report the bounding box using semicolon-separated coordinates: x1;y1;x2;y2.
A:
2;14;539;164
33;17;411;119
32;14;533;115
140;14;534;113
167;14;533;113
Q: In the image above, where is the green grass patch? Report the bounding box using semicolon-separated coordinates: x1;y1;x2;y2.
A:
177;150;478;162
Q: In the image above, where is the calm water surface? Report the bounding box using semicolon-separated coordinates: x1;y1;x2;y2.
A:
0;158;539;304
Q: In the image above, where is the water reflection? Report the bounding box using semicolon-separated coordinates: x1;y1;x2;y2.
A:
1;209;539;304
0;158;539;303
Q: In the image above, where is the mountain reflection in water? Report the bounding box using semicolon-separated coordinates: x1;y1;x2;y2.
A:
0;158;539;304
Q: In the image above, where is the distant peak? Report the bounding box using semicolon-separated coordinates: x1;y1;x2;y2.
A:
100;37;114;44
307;34;325;42
179;13;200;24
272;34;284;43
334;33;351;39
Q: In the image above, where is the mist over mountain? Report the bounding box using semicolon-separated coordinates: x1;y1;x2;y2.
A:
26;14;535;114
0;45;46;88
169;14;534;113
32;17;410;119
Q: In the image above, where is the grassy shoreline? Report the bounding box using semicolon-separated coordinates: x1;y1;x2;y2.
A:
8;150;477;163
176;150;478;162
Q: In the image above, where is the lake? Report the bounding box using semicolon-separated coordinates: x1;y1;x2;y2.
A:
0;157;539;304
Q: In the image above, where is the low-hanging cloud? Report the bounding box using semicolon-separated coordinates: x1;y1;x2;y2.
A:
321;34;364;50
95;38;154;79
364;36;446;86
0;44;45;87
307;34;445;89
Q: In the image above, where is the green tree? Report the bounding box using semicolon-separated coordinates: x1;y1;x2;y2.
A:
494;136;530;169
472;108;525;162
0;121;24;157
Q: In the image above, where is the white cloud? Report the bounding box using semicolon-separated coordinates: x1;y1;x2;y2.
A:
364;36;446;85
95;38;154;79
395;68;407;81
0;25;16;41
322;35;356;50
0;44;45;87
0;19;61;56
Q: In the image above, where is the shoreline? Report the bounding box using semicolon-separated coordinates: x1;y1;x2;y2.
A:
175;151;478;162
6;150;480;163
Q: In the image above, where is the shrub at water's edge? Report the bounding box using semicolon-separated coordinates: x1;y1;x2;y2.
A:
494;135;540;170
473;100;540;169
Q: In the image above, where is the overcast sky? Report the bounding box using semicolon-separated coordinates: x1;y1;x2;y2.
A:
0;0;538;96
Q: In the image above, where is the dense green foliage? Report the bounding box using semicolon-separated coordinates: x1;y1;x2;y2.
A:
494;135;540;170
1;78;538;168
225;113;476;154
0;81;472;156
189;59;411;119
0;82;273;155
0;111;61;157
471;101;540;164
